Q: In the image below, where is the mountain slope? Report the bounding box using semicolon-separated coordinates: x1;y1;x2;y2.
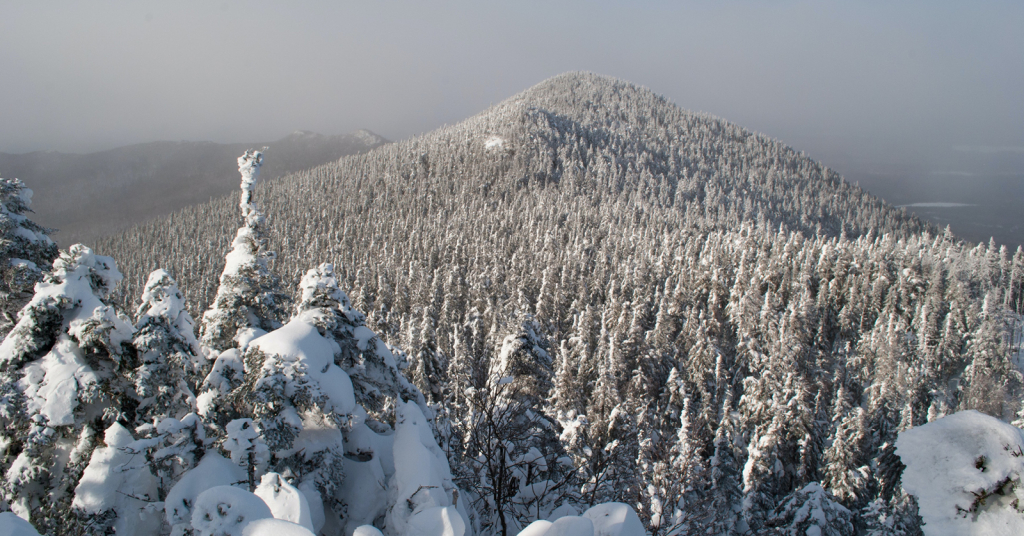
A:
101;72;933;313
0;129;388;246
95;72;1022;533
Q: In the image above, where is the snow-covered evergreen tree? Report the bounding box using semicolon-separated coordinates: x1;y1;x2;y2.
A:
765;482;854;536
198;149;288;431
132;269;202;425
0;177;58;340
0;245;135;534
199;149;287;355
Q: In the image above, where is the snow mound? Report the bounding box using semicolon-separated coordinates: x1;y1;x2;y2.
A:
354;526;385;536
254;473;314;532
544;515;594;536
191;485;273;536
406;505;465;536
519;520;553;536
165;452;246;527
582;503;644;536
0;513;42;536
484;136;505;150
387;400;467;536
250;313;356;415
896;410;1024;536
241;518;316;536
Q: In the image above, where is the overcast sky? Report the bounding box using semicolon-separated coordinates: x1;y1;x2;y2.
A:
2;1;1022;177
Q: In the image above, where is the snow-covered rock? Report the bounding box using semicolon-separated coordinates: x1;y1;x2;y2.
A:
165;452;246;528
191;485;273;536
581;503;644;536
241;518;316;536
254;473;315;532
0;513;42;536
519;520;553;536
896;410;1024;536
354;526;386;536
544;516;594;536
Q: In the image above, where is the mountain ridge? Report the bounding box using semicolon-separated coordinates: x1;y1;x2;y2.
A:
0;129;389;246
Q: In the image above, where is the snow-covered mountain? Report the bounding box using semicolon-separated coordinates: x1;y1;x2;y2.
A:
2;73;1023;535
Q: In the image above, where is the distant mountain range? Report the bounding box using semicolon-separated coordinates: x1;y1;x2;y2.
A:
0;129;388;246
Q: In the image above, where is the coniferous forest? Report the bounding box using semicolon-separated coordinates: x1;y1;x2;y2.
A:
2;73;1024;536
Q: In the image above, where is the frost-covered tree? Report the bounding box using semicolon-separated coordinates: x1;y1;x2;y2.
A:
200;149;287;355
765;482;854;536
454;376;574;536
132;269;202;425
197;149;288;432
0;177;58;340
0;245;134;533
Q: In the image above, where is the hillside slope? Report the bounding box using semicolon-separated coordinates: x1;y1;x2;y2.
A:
0;129;387;246
102;72;932;313
96;73;1022;534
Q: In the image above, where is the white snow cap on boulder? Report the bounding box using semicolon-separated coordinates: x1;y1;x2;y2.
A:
896;410;1024;536
515;504;643;536
0;513;42;536
582;503;645;536
241;518;316;536
254;473;315;532
191;485;273;536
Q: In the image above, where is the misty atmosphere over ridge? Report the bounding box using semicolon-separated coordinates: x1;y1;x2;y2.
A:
1;1;1022;250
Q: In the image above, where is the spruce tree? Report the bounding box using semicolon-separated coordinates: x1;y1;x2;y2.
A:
0;178;58;340
0;245;135;533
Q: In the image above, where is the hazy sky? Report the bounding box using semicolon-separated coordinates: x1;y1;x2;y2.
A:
2;1;1022;177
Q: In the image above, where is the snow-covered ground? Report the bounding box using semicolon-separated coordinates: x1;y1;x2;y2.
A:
897;411;1024;536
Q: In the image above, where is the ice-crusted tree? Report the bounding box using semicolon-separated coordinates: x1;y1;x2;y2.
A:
0;244;135;533
132;269;202;425
199;148;287;356
765;482;855;536
0;177;58;340
213;262;424;534
198;149;288;430
451;318;576;536
455;377;574;536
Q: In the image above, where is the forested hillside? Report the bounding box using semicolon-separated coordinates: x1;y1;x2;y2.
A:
3;72;1022;535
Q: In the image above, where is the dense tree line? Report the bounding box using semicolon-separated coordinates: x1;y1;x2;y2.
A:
70;72;1024;534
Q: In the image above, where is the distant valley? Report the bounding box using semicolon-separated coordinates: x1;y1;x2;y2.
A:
0;129;388;246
